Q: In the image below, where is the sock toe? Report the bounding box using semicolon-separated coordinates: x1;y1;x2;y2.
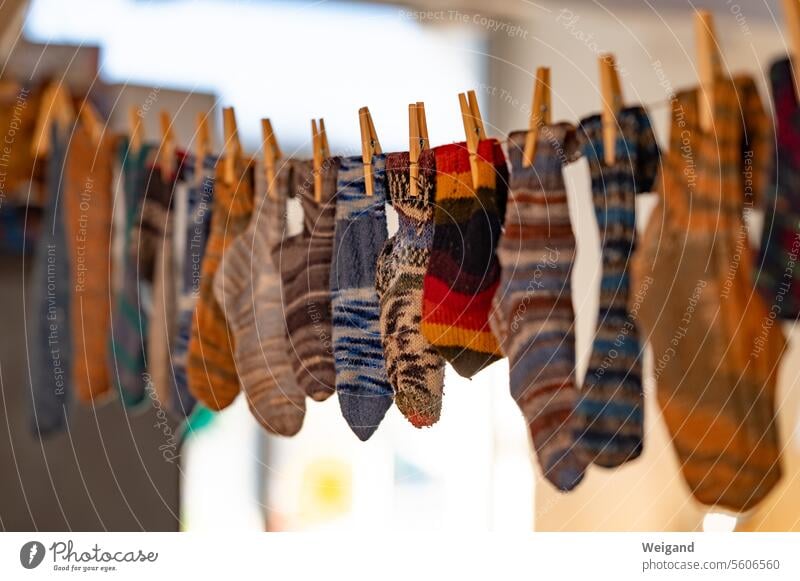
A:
338;392;394;441
543;448;588;492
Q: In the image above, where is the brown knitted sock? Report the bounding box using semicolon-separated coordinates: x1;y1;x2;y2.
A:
276;159;338;402
213;160;306;435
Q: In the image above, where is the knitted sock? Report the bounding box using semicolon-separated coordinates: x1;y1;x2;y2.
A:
574;107;660;467
490;126;586;491
29;123;71;436
125;159;175;406
277;159;338;401
170;155;215;418
188;160;254;410
109;141;157;407
147;153;185;409
421;140;506;378
376;150;444;427
63;127;115;402
757;57;800;318
213;160;306;436
148;194;178;409
331;155;392;440
633;77;783;512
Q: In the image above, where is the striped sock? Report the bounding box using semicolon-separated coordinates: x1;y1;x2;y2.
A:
109;141;157;407
129;160;176;407
276;159;338;401
376;150;444;427
170;155;216;418
634;77;784;511
147;152;192;410
421;140;506;378
187;161;254;410
213;160;306;436
331;155;392;440
574;107;659;467
490;125;586;491
63;127;115;402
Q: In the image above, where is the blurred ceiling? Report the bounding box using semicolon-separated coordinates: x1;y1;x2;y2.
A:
374;0;784;22
1;0;788;59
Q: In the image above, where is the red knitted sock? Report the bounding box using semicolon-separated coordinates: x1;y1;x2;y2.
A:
421;140;507;378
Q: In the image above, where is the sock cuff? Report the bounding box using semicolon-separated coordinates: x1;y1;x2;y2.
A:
335;154;388;218
386;150;436;215
434;142;471;175
292;158;340;232
264;161;294;254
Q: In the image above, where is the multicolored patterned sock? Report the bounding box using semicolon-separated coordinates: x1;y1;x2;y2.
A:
125;158;177;407
276;159;338;401
574;106;660;468
330;155;392;440
490;125;586;492
757;57;800;318
376;150;444;427
421;140;507;378
109;141;156;407
213;160;306;436
63;127;115;402
170;155;216;418
148;166;179;409
29;124;72;436
188;161;254;410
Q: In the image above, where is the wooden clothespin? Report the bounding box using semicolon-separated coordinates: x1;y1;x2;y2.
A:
416;101;429;151
523;67;551;167
320;119;330;158
695;10;721;133
54;86;75;129
599;54;624;166
261;118;282;199
79;100;103;146
311;118;329;203
359;107;382;196
783;0;800;99
408;103;428;197
32;83;59;157
458;90;485;189
222;106;241;186
128;106;143;155
466;90;487;140
32;82;75;156
158;110;176;180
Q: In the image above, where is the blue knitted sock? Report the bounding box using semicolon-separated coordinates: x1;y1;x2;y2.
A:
330;155;393;440
29;124;72;436
170;155;216;418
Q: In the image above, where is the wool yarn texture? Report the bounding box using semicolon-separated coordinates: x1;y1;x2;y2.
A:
375;150;445;428
331;154;392;440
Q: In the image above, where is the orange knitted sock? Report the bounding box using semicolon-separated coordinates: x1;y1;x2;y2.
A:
63;128;115;402
187;161;254;410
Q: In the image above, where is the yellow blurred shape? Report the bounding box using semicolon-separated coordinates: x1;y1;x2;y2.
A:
300;459;352;523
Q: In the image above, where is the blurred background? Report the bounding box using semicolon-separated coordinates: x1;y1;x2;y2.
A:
0;0;799;532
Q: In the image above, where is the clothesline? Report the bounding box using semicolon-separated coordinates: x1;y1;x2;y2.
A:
10;32;798;519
